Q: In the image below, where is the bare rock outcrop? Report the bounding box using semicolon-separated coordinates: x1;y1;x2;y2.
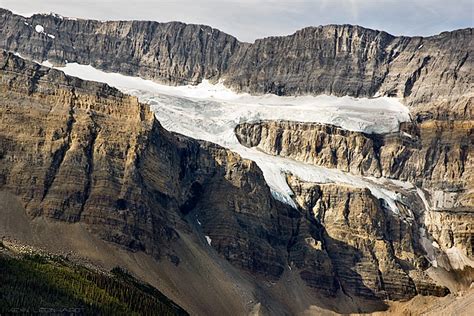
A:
0;51;296;279
286;174;449;300
235;120;383;176
235;119;473;261
0;9;471;117
0;8;241;85
236;120;472;205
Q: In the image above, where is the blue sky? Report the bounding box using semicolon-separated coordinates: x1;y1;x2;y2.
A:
1;0;472;42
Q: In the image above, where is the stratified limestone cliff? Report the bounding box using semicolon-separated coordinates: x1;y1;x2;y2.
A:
0;51;160;252
235;119;473;258
286;175;450;300
0;51;455;313
0;50;296;279
225;25;472;117
235;121;384;177
224;25;395;97
0;9;471;115
235;120;472;194
0;9;241;85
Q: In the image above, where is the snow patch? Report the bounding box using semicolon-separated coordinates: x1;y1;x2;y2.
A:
432;190;457;210
196;219;202;226
205;236;212;246
41;60;54;68
35;25;44;33
34;24;54;38
50;12;64;20
445;247;474;270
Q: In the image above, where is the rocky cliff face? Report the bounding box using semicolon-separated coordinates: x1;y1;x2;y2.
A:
0;50;296;278
287;175;450;300
226;26;472;116
235;120;472;194
0;9;241;85
0;50;161;252
0;50;457;313
236;121;384;177
0;9;471;115
235;119;473;257
0;7;472;314
224;25;394;97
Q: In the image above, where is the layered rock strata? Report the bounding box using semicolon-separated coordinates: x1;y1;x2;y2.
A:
235;120;472;193
0;50;295;279
235;119;473;258
0;9;471;115
0;51;454;310
287;175;449;300
0;9;240;86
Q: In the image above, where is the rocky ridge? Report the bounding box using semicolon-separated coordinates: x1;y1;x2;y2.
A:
0;9;472;118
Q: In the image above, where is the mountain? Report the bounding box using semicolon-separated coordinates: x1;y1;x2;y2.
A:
0;8;471;116
0;8;472;315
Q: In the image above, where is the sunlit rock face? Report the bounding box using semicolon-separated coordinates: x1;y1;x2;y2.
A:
286;174;450;300
235;121;385;177
0;51;298;280
0;7;472;314
235;120;473;259
0;9;471;113
235;120;472;204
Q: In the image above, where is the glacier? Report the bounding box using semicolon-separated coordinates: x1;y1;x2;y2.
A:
43;61;414;214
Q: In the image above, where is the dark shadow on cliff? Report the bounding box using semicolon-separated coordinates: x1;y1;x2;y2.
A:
178;170;391;314
289;208;390;314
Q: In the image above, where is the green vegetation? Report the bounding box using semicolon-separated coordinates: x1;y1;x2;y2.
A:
0;253;188;315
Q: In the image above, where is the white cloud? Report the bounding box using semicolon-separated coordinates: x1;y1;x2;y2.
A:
1;0;472;42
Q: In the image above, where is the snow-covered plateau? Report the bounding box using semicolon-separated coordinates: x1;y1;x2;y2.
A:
42;61;414;214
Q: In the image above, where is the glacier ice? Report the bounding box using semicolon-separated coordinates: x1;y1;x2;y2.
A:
44;61;414;214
